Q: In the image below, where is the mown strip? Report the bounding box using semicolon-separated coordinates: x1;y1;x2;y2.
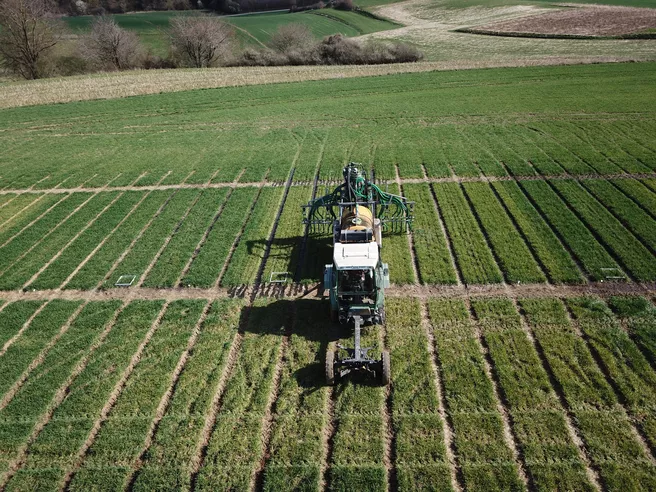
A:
131;299;244;490
4;301;164;490
427;299;522;489
143;189;229;288
195;299;289;489
182;187;258;288
432;183;503;285
0;302;120;481
491;181;582;284
65;191;173;290
402;184;457;285
462;182;545;284
68;300;207;490
519;180;618;281
549;180;656;281
28;191;146;290
386;299;452;489
471;298;595;490
520;298;656;490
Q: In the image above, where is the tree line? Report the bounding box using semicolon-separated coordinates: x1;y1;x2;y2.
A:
0;0;421;80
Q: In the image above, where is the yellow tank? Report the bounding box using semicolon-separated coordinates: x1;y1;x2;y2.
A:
341;206;374;231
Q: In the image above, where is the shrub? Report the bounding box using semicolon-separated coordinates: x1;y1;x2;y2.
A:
334;0;354;11
268;24;313;54
80;17;144;71
169;16;234;68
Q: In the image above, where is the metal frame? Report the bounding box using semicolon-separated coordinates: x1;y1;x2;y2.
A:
115;274;137;287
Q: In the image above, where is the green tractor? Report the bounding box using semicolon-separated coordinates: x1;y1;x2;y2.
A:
303;163;414;385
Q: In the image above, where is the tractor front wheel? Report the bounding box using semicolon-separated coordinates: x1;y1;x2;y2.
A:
381;350;391;385
325;349;335;386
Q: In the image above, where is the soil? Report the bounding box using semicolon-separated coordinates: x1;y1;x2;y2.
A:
474;6;656;37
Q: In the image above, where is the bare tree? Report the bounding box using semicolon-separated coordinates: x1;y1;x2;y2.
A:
268;24;313;54
169;16;233;68
80;17;143;70
0;0;62;79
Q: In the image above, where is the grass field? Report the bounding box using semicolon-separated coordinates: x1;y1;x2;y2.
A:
63;9;398;55
0;57;655;489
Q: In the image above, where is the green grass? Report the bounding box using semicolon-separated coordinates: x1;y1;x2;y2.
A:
63;8;397;56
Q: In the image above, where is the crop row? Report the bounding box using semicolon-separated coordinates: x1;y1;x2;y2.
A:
386;299;452;490
0;295;654;489
520;297;656;489
0;176;654;290
68;300;208;490
471;298;594;490
4;117;656;191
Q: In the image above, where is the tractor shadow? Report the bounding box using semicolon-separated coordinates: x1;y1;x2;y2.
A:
241;298;383;393
246;233;332;284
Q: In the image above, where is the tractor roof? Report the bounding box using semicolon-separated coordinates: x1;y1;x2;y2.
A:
333;242;379;270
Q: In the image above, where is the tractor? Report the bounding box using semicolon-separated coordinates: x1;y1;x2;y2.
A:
303;163;414;385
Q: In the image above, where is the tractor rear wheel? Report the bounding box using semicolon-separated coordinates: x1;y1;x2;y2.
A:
325;349;335;386
381;350;391;385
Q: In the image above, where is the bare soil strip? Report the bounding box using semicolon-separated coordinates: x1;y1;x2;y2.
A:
1;280;655;304
0;302;126;488
126;300;212;488
0;302;87;411
23;192;128;290
319;383;336;491
62;301;170;490
421;301;462;491
514;301;603;491
1;172;655;196
467;298;531;489
0;301;49;357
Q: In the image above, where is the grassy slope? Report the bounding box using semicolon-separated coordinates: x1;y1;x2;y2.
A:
64;9;397;55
